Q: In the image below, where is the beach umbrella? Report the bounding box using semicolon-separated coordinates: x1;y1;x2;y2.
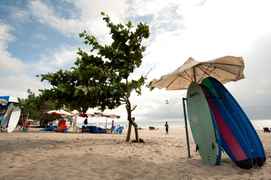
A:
108;114;120;119
86;107;100;116
149;56;245;158
150;56;244;90
47;109;72;116
71;110;79;115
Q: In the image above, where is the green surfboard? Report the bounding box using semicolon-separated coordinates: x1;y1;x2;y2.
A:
187;82;221;165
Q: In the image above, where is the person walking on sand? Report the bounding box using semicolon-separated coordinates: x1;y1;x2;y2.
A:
111;120;115;133
165;121;169;134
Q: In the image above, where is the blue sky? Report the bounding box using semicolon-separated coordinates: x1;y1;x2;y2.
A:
1;0;271;120
0;1;79;71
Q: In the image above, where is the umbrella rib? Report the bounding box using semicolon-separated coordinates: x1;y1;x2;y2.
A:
199;64;241;82
166;72;191;89
183;70;193;81
212;65;238;75
178;72;192;82
166;76;180;89
201;63;240;75
197;65;217;82
197;66;211;76
203;62;243;68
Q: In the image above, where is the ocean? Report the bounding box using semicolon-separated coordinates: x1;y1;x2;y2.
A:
97;118;271;130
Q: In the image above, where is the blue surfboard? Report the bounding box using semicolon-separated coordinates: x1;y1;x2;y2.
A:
201;77;265;169
202;85;254;169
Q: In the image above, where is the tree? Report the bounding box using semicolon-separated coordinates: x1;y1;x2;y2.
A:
18;89;59;127
40;13;149;142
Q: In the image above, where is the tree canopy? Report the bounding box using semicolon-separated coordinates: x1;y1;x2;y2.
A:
40;13;149;141
18;89;59;126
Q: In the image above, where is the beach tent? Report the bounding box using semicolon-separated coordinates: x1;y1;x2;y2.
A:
0;96;18;108
149;56;245;158
0;99;8;106
0;96;18;103
0;96;21;133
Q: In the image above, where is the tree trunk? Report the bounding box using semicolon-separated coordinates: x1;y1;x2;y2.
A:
126;121;132;142
125;98;139;142
125;100;132;142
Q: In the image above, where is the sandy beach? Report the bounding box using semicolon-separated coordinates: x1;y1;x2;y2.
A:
0;127;270;180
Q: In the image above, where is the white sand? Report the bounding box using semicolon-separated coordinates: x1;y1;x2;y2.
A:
0;127;270;180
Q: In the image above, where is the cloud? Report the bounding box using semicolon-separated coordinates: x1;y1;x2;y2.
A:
29;0;128;38
0;75;42;98
131;88;186;121
224;33;271;118
0;23;26;74
34;45;78;74
29;1;82;35
128;0;186;41
130;0;271;121
2;0;271;121
11;8;31;23
0;23;42;97
0;22;77;98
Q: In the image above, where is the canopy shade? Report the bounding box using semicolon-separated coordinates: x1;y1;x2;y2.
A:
86;108;120;118
47;109;72;116
86;108;100;115
150;56;244;90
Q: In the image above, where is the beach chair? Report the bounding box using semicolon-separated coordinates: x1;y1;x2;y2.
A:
263;127;270;133
55;119;68;133
113;126;124;134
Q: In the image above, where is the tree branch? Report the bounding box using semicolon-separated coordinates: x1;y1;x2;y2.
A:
131;105;137;112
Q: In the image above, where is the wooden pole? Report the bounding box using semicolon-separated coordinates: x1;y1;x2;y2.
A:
182;97;191;158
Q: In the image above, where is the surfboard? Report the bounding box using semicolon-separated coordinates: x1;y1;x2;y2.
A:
0;96;9;126
1;103;14;129
187;82;221;165
7;107;21;133
201;77;265;168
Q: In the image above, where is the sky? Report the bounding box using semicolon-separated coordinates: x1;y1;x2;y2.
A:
1;0;271;122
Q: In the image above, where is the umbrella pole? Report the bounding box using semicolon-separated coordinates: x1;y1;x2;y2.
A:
182;97;191;158
193;67;196;82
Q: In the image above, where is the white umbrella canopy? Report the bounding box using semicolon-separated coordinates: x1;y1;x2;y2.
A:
150;56;245;90
86;107;100;115
71;110;79;115
47;109;72;116
108;114;120;119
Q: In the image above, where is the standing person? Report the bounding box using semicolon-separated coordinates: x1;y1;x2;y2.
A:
82;117;88;133
111;120;115;133
165;121;169;134
84;117;88;127
72;115;77;132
